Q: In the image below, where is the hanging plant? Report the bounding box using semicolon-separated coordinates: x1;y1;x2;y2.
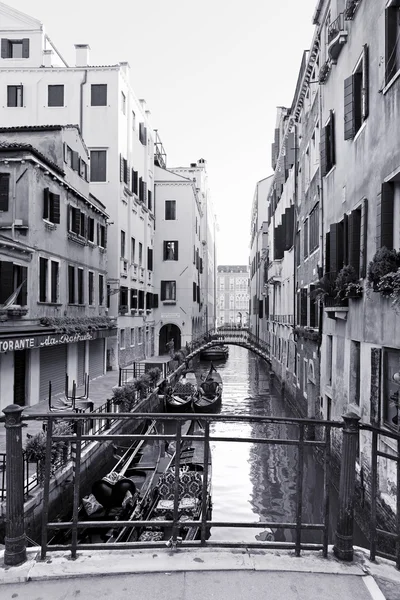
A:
377;268;400;311
367;248;400;292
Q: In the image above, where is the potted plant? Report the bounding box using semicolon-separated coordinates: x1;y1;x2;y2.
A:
147;367;161;388
25;431;47;484
377;268;400;311
311;273;337;305
52;420;73;464
367;247;400;291
335;265;363;300
135;374;151;399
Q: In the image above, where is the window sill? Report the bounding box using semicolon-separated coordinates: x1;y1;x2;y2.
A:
68;303;86;307
6;106;25;109
43;219;57;230
47;106;66;109
37;301;62;306
382;68;400;95
353;120;367;142
162;300;176;305
68;232;87;246
88;240;96;247
324;165;336;179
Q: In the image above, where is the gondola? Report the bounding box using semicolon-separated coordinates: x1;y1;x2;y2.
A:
165;370;198;413
192;364;222;413
122;419;212;544
200;344;229;361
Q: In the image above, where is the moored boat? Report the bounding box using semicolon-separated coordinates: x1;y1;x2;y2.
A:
165;370;198;413
200;344;229;361
192;364;222;413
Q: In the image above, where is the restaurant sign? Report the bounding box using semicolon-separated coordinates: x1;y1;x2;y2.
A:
0;332;93;354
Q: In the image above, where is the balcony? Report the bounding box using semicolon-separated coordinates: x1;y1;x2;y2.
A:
267;260;283;284
327;13;348;62
120;258;128;278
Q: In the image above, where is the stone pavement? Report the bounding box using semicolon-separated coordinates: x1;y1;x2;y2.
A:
0;370;119;454
1;546;400;600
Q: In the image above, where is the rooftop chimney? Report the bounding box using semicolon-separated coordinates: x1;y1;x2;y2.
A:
43;49;53;67
75;44;90;67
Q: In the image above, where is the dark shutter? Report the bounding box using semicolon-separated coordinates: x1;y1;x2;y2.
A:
120;154;124;182
0;261;14;303
320;125;327;176
309;285;317;328
142;181;147;204
0;174;10;212
50;193;60;224
328;110;336;167
103;224;107;248
370;348;382;425
63;142;68;163
380;182;394;250
51;261;58;303
344;76;355;140
360;199;368;277
193;282;197;302
1;39;9;58
286;132;295;167
146;292;152;310
329;224;337;273
148;190;152;211
22;38;30;58
300;288;308;326
147;247;153;271
161;281;166;301
74;208;81;235
19;266;27;306
343;213;349;266
153;294;159;308
43;187;50;219
39;258;47;302
175;241;179;261
362;44;369;120
349;209;361;276
258;299;263;319
139;177;143;201
196;284;200;303
72;151;79;171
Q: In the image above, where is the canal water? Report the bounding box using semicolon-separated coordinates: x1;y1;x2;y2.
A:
198;345;367;546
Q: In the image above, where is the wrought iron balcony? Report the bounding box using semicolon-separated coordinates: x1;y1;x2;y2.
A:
327;13;348;62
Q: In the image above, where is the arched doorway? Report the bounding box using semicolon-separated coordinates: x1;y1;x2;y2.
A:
159;323;181;356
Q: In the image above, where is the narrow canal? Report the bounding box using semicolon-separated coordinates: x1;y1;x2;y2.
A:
198;345;367;546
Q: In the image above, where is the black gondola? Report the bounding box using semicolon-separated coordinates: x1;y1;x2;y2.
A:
192;364;222;413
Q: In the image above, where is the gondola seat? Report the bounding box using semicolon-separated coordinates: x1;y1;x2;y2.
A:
154;470;203;518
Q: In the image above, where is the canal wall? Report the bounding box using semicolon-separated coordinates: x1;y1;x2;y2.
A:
0;364;186;544
267;355;396;554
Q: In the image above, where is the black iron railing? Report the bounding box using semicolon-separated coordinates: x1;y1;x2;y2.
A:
328;13;345;44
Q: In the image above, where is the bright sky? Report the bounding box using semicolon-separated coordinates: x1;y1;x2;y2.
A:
14;0;317;264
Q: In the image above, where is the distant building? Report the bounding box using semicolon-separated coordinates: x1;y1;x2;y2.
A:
249;176;272;342
0;126;116;410
216;266;249;327
0;1;157;369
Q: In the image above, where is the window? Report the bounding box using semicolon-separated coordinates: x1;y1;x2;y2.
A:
193;282;197;302
43;188;61;224
98;224;107;248
121;91;126;115
138;290;144;309
385;4;400;85
91;84;107;106
165;200;176;220
348;206;362;277
80;212;86;237
88;271;94;305
130;289;138;309
344;45;369;140
131;237;136;263
300;288;308;326
383;348;400;429
48;85;64;107
121;230;126;258
99;274;104;305
39;258;59;303
139;122;147;145
138;327;143;344
147;248;153;271
119;286;128;312
1;38;29;58
79;158;88;180
163;241;179;261
77;268;84;304
87;217;95;242
132;170;138;195
320;110;335;176
7;85;23;107
350;341;361;406
309;284;319;329
132;111;136;130
138;242;143;266
309;203;319;253
377;182;396;251
130;328;135;346
68;265;75;304
0;173;10;212
148;190;152;212
68;206;83;236
161;281;176;301
303;219;309;258
90;150;107;182
295;231;301;267
120;329;126;349
120;155;128;185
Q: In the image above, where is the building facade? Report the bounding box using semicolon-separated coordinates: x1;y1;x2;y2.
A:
153;165;205;354
216;266;249;327
249;176;272;341
0;1;157;368
0;126;115;410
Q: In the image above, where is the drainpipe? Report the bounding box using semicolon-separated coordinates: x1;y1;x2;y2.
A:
79;70;88;135
293;123;298;334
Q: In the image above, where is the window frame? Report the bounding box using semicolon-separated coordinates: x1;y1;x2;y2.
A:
48;84;64;107
7;84;23;107
91;84;107;106
165;200;176;220
163;240;179;261
90;149;107;183
160;280;177;302
88;270;95;306
98;274;104;306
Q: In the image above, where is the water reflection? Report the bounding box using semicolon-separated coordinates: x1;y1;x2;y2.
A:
197;346;340;545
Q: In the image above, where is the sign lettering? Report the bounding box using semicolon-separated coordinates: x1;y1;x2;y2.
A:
0;332;93;354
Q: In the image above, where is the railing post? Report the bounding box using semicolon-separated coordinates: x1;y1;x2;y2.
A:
3;404;27;566
333;411;360;562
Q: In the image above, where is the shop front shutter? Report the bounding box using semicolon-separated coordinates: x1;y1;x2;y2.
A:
89;338;105;379
77;341;86;385
39;345;67;401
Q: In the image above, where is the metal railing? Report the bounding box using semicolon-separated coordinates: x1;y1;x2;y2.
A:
34;412;338;559
328;13;345;44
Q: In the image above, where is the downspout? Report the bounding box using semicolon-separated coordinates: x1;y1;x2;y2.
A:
79;70;88;136
293;122;298;337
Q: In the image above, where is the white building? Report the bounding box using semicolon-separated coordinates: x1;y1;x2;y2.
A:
249;176;272;341
153;166;205;354
216;266;250;327
0;1;157;368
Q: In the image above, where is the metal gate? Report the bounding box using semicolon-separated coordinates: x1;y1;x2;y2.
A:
89;338;104;379
77;342;86;385
39;345;67;400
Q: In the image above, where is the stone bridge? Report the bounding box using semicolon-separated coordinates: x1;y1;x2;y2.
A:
186;328;270;363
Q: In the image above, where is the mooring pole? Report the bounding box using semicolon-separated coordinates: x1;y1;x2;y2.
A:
3;404;27;566
333;411;360;562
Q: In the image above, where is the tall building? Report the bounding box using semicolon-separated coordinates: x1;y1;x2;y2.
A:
216;266;249;327
0;126;115;410
0;1;157;368
249;176;272;341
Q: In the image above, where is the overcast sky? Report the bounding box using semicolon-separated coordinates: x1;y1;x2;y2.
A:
14;0;317;265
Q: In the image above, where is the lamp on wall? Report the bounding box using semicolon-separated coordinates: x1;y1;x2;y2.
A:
393;372;400;384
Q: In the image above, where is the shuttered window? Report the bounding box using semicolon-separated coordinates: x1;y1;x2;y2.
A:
147;247;153;271
296;231;301;267
1;38;29;58
39;259;58;304
148;190;152;211
146;292;153;310
7;85;23;107
120;155;128;184
68;266;75;304
153;294;159;308
193;282;197;302
385;5;400;85
77;269;84;304
130;289;138;309
48;85;64;107
90;150;107;182
132;169;138;195
360;199;368;277
320;111;336;176
309;203;319;252
88;271;94;305
377;182;395;250
304;219;309;258
138;290;145;309
91;84;107;106
309;284;318;329
120;230;126;258
97;223;107;248
43;188;61;224
344;45;369;140
99;274;104;306
39;258;48;302
0;173;10;212
348;207;362;277
138;242;143;266
139;122;147;145
329;221;344;275
87;217;95;242
300;288;308;326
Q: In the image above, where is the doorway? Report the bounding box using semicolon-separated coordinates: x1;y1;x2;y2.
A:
14;350;27;406
159;324;181;355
